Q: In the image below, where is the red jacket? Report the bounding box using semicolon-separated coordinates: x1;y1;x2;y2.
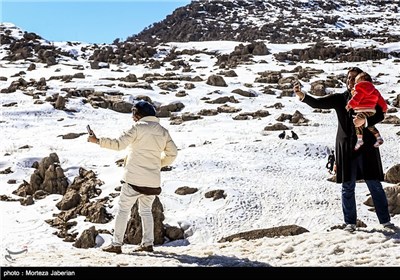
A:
347;81;387;112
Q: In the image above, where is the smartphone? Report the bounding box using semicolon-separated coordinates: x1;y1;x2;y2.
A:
86;125;94;136
293;80;303;88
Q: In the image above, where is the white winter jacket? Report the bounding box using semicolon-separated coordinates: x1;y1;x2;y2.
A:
98;116;178;188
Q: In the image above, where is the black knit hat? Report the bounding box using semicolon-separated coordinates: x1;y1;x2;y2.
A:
133;101;156;117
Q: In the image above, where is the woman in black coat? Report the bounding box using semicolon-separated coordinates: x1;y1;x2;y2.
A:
293;67;394;232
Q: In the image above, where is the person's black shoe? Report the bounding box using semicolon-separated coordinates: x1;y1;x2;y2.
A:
343;224;356;233
382;222;398;231
133;245;153;252
102;244;122;254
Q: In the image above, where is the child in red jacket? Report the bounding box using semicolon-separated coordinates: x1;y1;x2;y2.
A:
345;72;387;150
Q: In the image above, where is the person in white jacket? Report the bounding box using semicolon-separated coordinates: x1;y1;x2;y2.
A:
87;100;178;253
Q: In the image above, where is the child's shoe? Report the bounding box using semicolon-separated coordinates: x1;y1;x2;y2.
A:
374;137;384;148
354;139;364;151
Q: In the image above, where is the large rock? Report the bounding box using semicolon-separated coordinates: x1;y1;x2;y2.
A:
206;75;227;87
123;197;165;245
73;226;98;248
218;225;309;242
364;184;400;215
14;153;69;196
385;164;400;184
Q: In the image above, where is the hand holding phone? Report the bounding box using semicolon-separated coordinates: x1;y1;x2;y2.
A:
87;125;94;136
292;81;305;100
293;80;302;88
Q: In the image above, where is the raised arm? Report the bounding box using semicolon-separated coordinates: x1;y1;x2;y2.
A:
293;83;340;110
99;127;138;151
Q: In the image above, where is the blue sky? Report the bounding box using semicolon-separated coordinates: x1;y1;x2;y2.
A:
1;0;191;44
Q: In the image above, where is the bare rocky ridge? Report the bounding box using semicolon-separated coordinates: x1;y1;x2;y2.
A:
129;0;400;45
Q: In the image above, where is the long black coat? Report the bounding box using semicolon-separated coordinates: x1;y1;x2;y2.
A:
302;91;384;183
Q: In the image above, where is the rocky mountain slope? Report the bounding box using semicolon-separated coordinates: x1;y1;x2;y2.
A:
129;0;400;44
2;0;400;68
